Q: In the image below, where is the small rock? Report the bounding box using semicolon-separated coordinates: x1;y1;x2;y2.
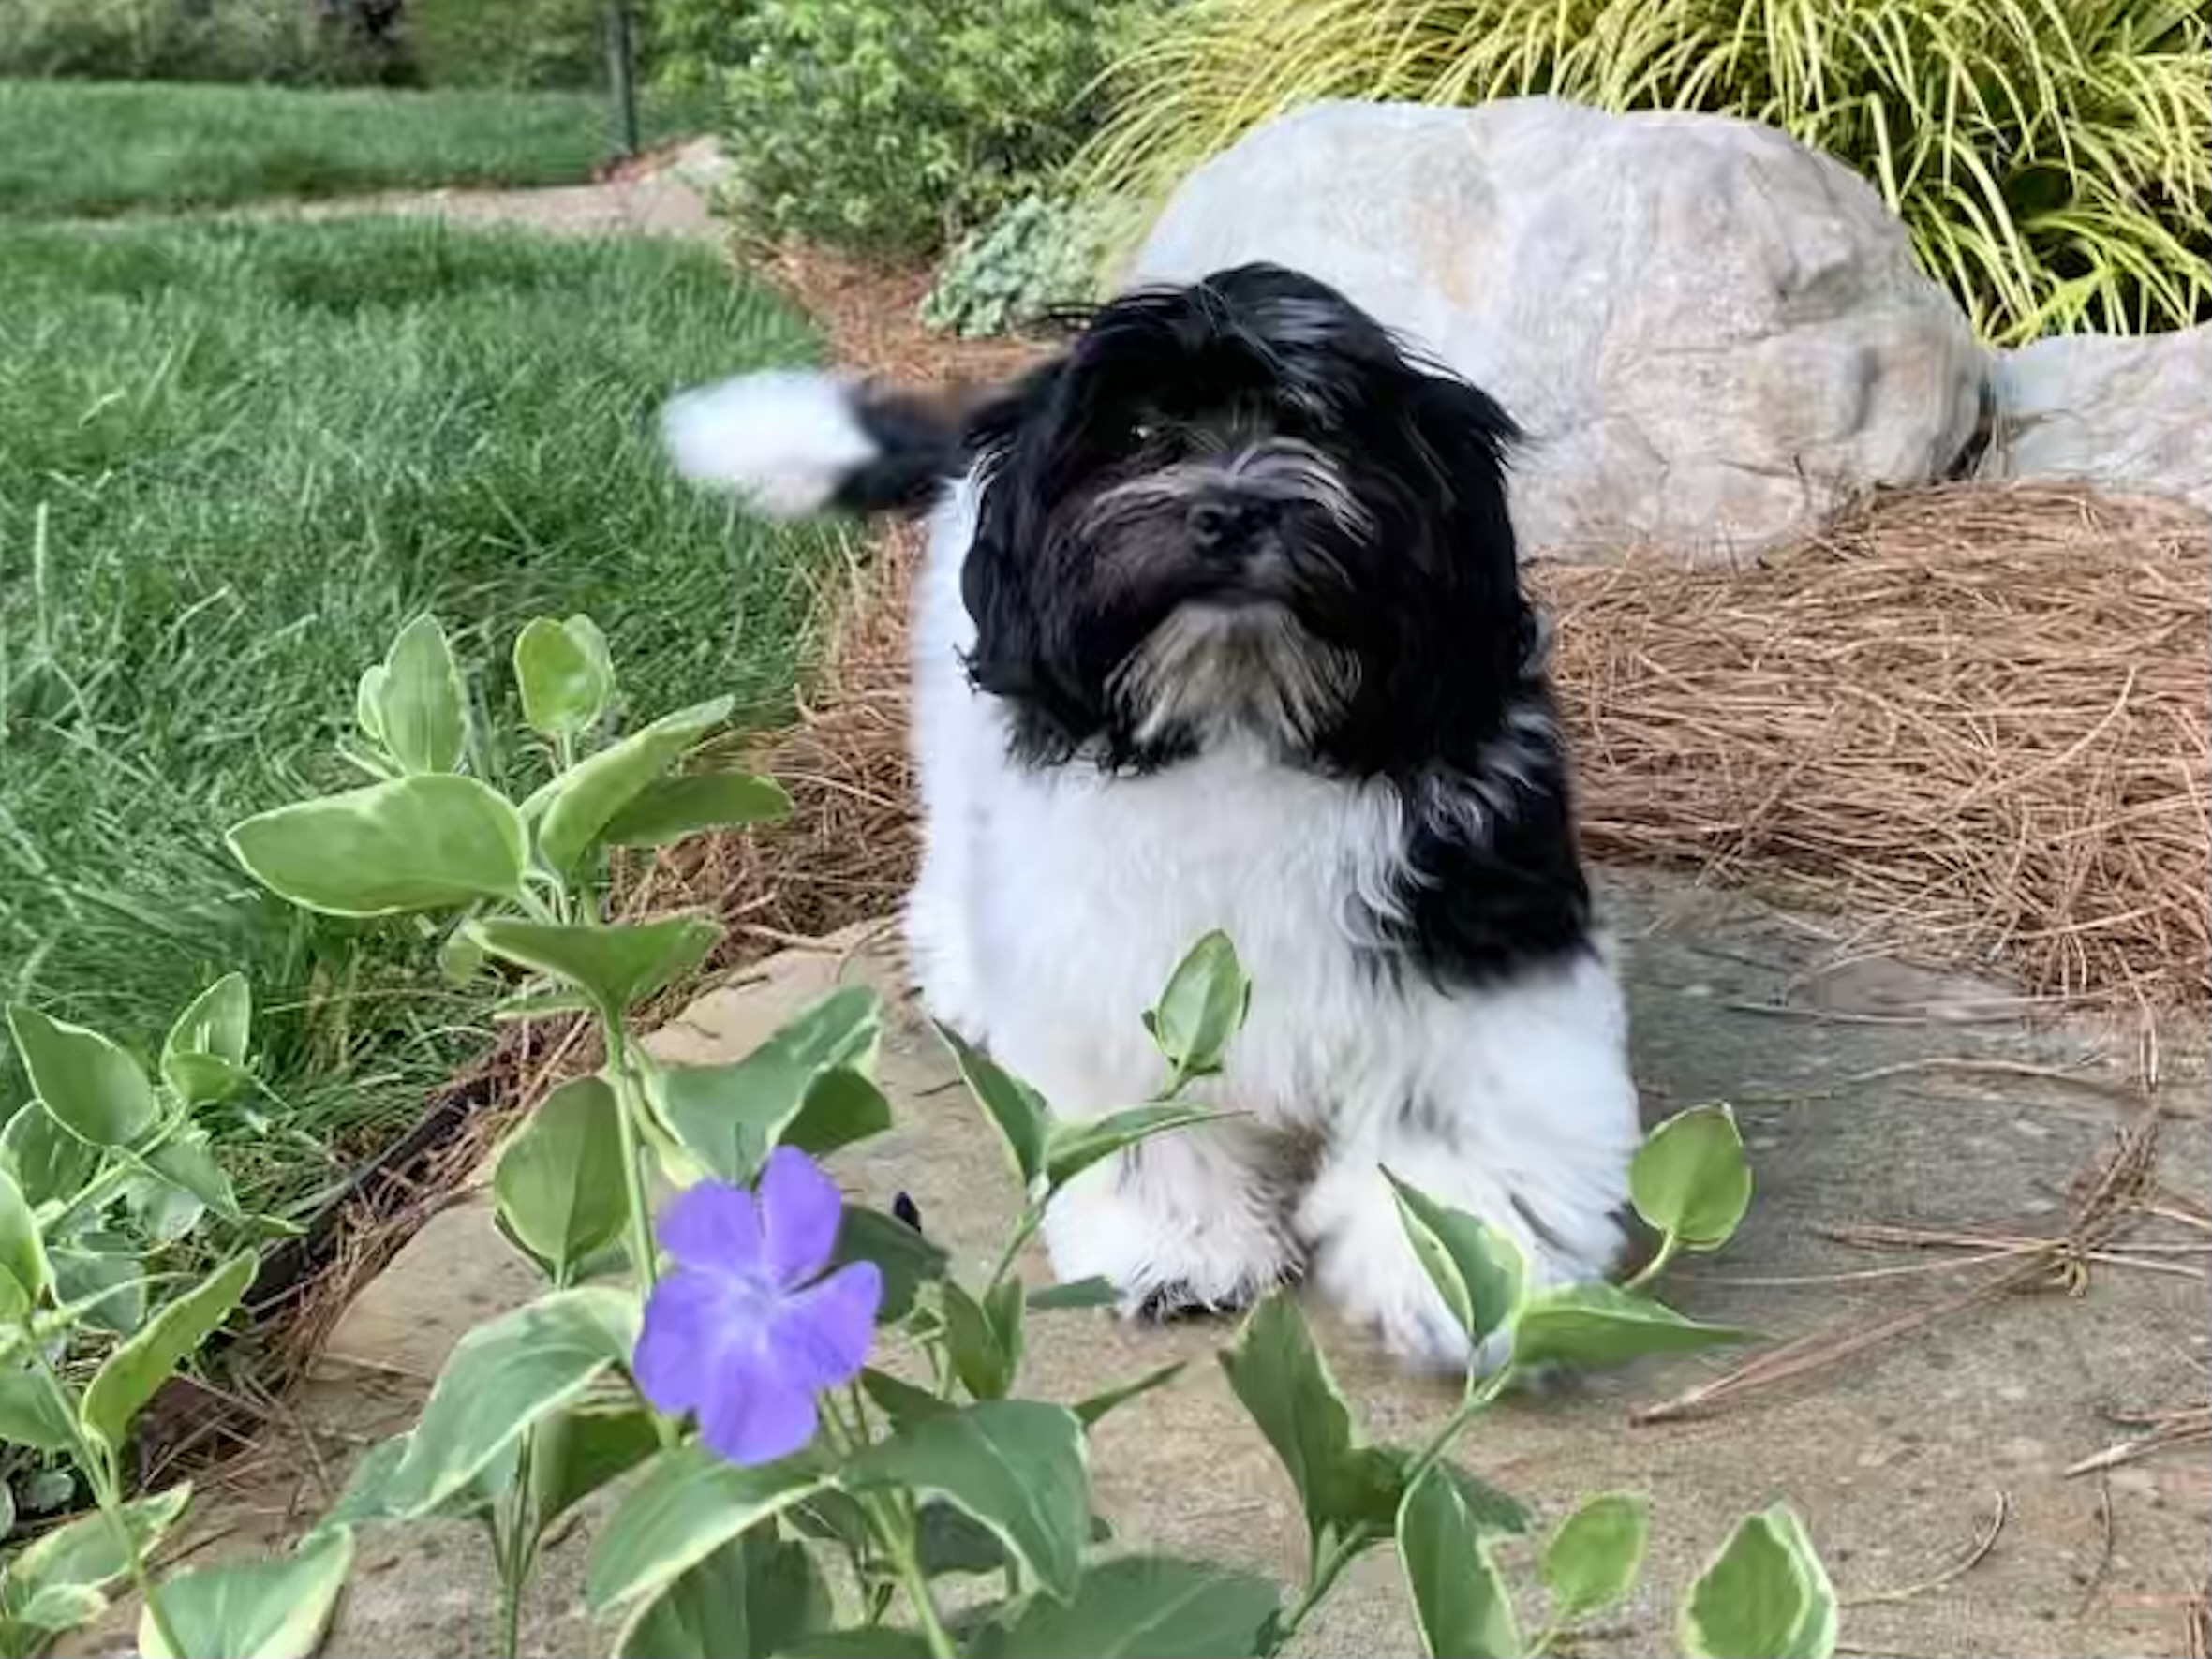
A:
1980;325;2212;513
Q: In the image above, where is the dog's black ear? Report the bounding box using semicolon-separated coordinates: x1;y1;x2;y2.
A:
955;355;1117;763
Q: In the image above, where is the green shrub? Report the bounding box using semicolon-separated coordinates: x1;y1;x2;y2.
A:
711;0;1140;256
919;194;1116;337
0;0;405;84
404;0;607;89
1082;0;2212;342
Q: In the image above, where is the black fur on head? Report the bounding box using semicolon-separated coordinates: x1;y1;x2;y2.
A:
957;262;1530;779
955;262;1593;983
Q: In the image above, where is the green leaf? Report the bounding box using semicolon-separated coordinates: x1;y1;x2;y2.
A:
514;615;613;741
123;1170;205;1245
0;1368;77;1451
586;1445;828;1611
160;975;251;1107
942;1280;1022;1400
1354;1446;1532;1541
1218;1294;1401;1557
0;1103;95;1207
1764;1505;1839;1659
616;1529;828;1659
939;1027;1048;1192
7;1004;158;1149
494;1076;627;1280
52;1244;147;1334
1386;1172;1526;1364
140;1527;353;1659
376;615;466;775
1146;931;1251;1082
1680;1505;1837;1659
353;664;387;748
1542;1493;1648;1620
915;1500;1012;1576
144;1132;244;1224
227;775;526;917
783;1067;894;1159
1027;1276;1120;1311
8;1580;107;1634
527;1406;662;1534
858;1367;951;1427
1043;1104;1221;1196
1511;1283;1752;1371
779;1633;933;1659
1631;1104;1754;1251
969;1556;1281;1659
316;1436;410;1533
844;1400;1091;1601
831;1207;948;1323
380;1287;637;1518
653;988;883;1182
602;773;793;848
0;1167;52;1318
81;1252;254;1453
4;1487;191;1615
1397;1468;1522;1659
470;916;721;1018
537;697;734;872
1072;1360;1185;1429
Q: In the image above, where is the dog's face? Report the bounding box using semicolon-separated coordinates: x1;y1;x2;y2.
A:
959;263;1532;777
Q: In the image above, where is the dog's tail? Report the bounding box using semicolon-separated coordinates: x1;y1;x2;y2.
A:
659;370;972;520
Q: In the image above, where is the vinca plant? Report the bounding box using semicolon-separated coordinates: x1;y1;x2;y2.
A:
1;973;289;1659
6;611;1841;1659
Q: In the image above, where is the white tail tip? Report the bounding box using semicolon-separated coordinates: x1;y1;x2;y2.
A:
660;369;876;519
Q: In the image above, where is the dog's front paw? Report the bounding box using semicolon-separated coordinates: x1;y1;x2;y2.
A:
1043;1160;1301;1325
1302;1159;1625;1378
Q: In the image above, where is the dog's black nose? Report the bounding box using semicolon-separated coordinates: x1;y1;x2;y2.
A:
1187;495;1273;554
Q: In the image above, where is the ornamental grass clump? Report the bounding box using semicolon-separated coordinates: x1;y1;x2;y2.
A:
1080;0;2212;341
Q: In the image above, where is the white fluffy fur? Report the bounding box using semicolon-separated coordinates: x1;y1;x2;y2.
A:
905;477;1642;1370
660;370;877;519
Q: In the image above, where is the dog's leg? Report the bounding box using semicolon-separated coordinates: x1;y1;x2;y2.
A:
1042;1118;1302;1318
1299;953;1639;1371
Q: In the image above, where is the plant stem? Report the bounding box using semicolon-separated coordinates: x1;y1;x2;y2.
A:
882;1503;959;1659
1270;1527;1376;1649
982;1207;1043;1297
1272;1367;1521;1649
819;1404;956;1659
494;1518;526;1659
1623;1234;1680;1294
27;1343;186;1659
41;1155;141;1237
1402;1368;1513;1495
493;1429;539;1659
601;1015;675;1448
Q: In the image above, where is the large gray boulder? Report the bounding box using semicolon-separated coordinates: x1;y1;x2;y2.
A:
1134;98;1987;561
1980;326;2212;513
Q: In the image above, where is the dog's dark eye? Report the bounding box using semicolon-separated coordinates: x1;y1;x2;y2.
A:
1131;421;1157;444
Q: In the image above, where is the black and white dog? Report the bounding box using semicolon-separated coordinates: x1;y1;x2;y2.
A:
661;263;1637;1370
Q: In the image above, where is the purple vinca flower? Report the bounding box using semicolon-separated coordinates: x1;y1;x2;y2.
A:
632;1146;882;1465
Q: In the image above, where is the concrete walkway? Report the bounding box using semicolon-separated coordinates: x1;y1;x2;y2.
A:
146;867;2208;1659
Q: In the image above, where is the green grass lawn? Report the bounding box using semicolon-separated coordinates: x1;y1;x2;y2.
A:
0;78;715;217
0;214;847;1228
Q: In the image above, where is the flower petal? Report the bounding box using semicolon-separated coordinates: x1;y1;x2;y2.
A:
765;1260;882;1390
697;1370;820;1467
657;1179;763;1275
756;1146;844;1288
631;1268;735;1415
